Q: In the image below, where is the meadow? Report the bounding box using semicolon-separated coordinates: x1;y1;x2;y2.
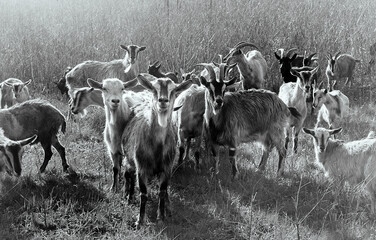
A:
0;0;376;239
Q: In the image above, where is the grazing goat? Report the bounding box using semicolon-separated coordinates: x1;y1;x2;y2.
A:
303;127;376;213
313;83;349;129
66;44;146;97
173;84;206;167
0;78;32;108
0;129;37;176
278;66;318;153
326;52;360;88
122;74;192;228
148;61;179;83
0;99;68;173
87;77;149;192
223;42;267;89
197;63;300;178
55;67;72;96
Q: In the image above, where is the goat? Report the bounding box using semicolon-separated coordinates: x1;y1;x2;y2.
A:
55;67;72;96
87;77;149;192
69;87;104;116
173;84;206;167
326;52;360;88
148;61;179;83
197;63;300;178
0;99;68;173
278;66;319;153
66;44;146;98
312;83;349;129
303;127;376;213
0;128;37;176
223;42;267;89
0;78;32;108
121;74;192;228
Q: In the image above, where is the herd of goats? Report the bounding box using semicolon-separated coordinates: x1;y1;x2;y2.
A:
0;41;376;227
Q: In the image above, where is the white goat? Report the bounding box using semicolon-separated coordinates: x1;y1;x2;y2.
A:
326;52;360;88
313;84;349;129
87;77;148;192
66;44;146;98
197;63;301;178
303;127;376;213
223;42;267;89
0;78;32;108
0;99;68;173
0;128;37;176
121;74;192;228
278;66;318;153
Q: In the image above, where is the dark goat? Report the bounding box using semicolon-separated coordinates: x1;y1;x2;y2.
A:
148;61;179;83
326;52;360;88
198;63;300;178
55;67;71;96
0;99;69;173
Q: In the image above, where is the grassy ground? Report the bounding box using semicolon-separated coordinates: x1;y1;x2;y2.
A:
1;0;376;239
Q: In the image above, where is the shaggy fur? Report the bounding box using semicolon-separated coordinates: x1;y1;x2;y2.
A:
122;75;192;228
313;88;349;129
303;127;376;213
0;78;31;108
0;99;68;173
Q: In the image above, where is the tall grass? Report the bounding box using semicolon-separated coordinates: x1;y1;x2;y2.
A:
1;0;376;239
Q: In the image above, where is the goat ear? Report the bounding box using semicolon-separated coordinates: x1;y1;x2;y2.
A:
120;45;128;52
123;79;138;89
302;127;315;137
24;79;32;85
318;81;324;89
18;134;38;146
329;128;342;135
137;74;156;91
138;46;146;52
173;105;183;111
175;80;192;95
290;53;297;61
225;77;237;87
200;76;210;88
87;78;103;89
88;87;94;93
274;51;281;60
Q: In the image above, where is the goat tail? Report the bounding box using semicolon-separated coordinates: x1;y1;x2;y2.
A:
288;107;301;119
61;119;67;134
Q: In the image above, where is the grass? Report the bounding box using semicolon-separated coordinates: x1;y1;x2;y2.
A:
1;0;376;239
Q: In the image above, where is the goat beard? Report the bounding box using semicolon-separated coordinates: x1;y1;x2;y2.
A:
157;112;170;128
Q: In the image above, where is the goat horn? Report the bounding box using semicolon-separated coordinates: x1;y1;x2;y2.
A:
196;63;216;82
334;51;341;59
286;48;298;58
219;63;227;81
151;61;159;67
234;42;259;51
307;52;317;60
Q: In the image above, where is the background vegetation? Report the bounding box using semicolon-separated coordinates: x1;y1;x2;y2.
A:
0;0;375;239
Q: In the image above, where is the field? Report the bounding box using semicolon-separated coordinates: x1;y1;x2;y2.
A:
1;0;376;239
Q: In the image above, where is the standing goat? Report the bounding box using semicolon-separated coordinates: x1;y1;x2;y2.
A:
223;42;267;89
198;63;300;178
303;127;376;213
87;77;146;192
122;74;192;228
0;99;68;173
278;66;318;153
66;44;146;98
0;78;32;108
0;129;37;176
313;82;349;129
326;52;360;89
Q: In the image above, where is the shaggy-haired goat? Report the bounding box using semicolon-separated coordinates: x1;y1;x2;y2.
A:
0;99;68;173
303;127;376;213
326;52;360;88
0;78;32;108
66;44;146;98
313;83;349;129
198;63;300;178
223;42;267;89
122;74;192;228
278;66;319;153
0;129;37;176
